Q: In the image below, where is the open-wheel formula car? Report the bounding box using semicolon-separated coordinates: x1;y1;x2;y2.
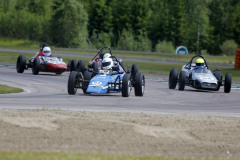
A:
16;44;69;75
168;55;232;93
67;47;145;97
68;46;125;74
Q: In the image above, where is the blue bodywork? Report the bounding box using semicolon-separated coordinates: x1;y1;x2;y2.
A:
86;71;124;94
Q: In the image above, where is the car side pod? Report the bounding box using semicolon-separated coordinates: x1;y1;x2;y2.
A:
224;73;232;93
178;71;186;91
169;68;178;89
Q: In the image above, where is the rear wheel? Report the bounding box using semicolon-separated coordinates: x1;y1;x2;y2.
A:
67;60;72;71
16;55;26;73
122;74;131;97
131;64;139;80
134;72;145;96
77;60;85;73
224;73;232;93
178;71;186;91
32;58;40;75
169;68;178;89
92;62;99;76
213;69;222;91
70;60;78;72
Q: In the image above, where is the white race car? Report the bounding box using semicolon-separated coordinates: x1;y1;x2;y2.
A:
169;55;232;93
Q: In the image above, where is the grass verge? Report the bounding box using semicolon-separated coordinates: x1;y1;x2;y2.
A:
0;85;23;94
0;38;235;63
1;51;240;81
0;152;236;160
0;37;37;49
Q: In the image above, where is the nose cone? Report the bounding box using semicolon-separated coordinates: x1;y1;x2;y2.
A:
86;76;109;94
47;63;67;72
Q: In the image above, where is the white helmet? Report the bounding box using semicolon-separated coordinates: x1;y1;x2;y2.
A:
103;53;111;59
102;57;113;70
43;47;51;56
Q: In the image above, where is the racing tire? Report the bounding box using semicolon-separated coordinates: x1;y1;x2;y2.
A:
16;55;26;73
82;70;92;94
67;60;72;71
134;72;145;96
70;59;78;72
169;68;178;89
84;70;92;80
178;71;186;91
92;62;99;75
213;69;222;91
77;60;85;73
32;58;41;75
56;72;62;75
224;73;232;93
131;64;139;80
68;71;79;95
122;74;131;97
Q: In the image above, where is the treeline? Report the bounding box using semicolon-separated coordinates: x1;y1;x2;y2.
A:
0;0;240;55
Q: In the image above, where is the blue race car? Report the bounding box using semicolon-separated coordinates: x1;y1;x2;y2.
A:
67;46;145;97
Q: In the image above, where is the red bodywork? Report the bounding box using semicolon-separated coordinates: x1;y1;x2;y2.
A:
30;56;68;73
40;63;67;73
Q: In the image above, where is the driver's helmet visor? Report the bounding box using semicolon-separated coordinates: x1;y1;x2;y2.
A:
102;62;111;67
43;51;51;54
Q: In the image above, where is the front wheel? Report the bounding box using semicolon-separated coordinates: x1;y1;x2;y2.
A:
122;74;131;97
16;55;26;73
224;73;232;93
169;68;178;89
82;70;92;94
92;62;99;73
134;72;145;96
178;71;186;91
68;71;83;95
32;58;41;75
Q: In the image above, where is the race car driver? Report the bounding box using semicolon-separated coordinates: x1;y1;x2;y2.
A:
102;56;113;70
193;58;206;72
34;46;53;58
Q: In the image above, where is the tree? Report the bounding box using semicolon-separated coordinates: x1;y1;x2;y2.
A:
87;0;112;37
231;2;240;45
110;0;132;46
208;0;238;55
129;0;150;38
50;0;88;48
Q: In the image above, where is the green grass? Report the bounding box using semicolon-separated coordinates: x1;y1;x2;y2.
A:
0;152;236;160
0;37;38;49
52;48;235;64
1;51;240;81
0;85;23;94
0;37;235;63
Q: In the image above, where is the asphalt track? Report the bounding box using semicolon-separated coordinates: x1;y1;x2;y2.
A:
0;65;240;117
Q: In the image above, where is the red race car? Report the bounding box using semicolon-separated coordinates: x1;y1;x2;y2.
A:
16;44;69;75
